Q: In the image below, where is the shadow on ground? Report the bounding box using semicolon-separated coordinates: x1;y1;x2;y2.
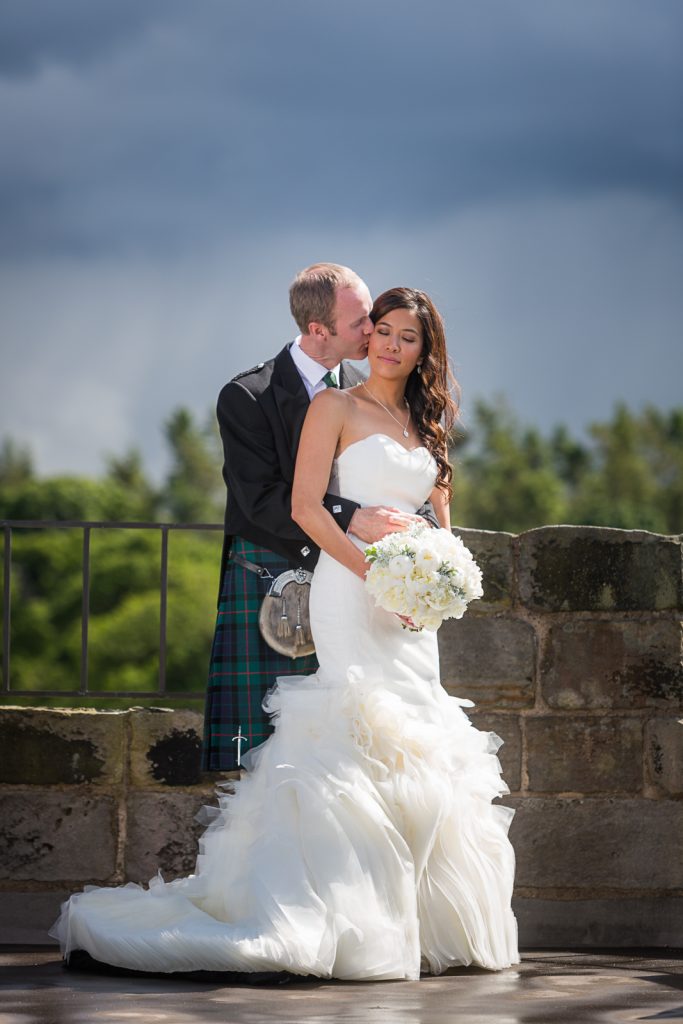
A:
1;947;682;1023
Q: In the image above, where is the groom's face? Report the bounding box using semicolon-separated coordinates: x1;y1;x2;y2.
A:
327;283;373;361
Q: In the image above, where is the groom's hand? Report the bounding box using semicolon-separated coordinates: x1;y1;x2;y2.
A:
348;506;423;543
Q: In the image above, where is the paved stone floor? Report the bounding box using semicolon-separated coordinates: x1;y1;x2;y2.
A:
1;947;682;1023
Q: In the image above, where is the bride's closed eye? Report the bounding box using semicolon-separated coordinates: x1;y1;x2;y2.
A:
377;327;419;342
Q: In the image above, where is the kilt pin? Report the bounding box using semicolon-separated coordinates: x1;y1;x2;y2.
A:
202;345;365;772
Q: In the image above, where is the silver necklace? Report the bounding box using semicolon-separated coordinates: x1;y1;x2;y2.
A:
362;381;411;438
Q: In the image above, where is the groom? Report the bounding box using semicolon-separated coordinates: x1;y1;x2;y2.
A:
203;263;421;772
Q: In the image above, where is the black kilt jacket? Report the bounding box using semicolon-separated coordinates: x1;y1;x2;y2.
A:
216;343;366;591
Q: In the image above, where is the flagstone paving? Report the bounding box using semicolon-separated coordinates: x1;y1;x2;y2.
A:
1;947;682;1023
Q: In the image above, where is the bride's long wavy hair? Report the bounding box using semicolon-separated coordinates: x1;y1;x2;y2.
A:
370;287;460;499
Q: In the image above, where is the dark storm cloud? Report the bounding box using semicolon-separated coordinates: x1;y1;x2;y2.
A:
0;0;170;75
1;2;681;479
1;0;681;259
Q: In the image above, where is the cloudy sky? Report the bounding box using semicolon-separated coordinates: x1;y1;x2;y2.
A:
1;0;681;479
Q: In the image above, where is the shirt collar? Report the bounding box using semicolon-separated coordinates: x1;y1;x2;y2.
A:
291;336;341;388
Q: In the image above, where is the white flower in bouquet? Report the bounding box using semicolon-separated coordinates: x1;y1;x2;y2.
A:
364;524;483;631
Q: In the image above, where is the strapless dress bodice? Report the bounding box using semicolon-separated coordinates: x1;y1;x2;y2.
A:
329;433;437;513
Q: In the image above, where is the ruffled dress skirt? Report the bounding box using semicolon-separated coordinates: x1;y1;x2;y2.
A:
51;437;519;979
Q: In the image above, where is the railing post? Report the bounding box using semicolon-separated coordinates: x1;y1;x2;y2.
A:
2;525;11;693
0;518;222;701
159;525;169;695
80;526;91;694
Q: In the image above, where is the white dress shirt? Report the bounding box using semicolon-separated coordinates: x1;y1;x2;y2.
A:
289;336;341;400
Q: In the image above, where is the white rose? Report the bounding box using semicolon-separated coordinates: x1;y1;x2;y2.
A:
414;548;439;572
388;554;413;578
381;584;409;612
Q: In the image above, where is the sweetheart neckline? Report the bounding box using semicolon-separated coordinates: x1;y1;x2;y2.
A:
336;432;430;460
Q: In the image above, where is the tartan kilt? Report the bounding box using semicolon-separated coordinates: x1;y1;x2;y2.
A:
202;536;318;771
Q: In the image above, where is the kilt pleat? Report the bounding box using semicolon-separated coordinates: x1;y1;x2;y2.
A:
202;536;318;771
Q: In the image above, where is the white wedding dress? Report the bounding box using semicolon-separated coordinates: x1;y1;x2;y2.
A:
51;433;519;980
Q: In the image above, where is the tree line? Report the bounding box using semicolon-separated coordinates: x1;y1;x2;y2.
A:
452;400;682;535
1;401;680;703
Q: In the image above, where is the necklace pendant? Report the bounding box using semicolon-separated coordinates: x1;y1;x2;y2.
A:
403;429;409;438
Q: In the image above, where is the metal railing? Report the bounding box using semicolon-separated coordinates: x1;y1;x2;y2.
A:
1;519;223;700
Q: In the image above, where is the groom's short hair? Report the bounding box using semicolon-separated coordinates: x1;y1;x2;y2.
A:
289;263;362;335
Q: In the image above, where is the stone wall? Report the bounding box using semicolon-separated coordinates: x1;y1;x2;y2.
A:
1;526;681;948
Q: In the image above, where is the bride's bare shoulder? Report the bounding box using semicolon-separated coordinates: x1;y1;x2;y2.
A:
304;387;350;434
305;386;366;447
307;386;346;416
309;384;365;416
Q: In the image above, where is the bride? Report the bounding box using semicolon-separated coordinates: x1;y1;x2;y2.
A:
51;287;519;981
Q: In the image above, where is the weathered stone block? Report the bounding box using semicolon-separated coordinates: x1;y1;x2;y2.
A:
439;616;535;708
0;891;72;944
130;708;204;787
468;712;522;791
518;527;682;612
541;619;683;709
525;716;642;793
452;528;515;609
508;796;683;889
513;896;683;947
0;792;117;881
125;789;218;881
646;716;683;795
0;707;126;786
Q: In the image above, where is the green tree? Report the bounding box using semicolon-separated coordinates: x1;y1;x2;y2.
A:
0;475;154;523
569;403;670;532
105;449;160;521
548;424;592;495
451;399;567;532
1;413;224;702
162;409;223;523
7;529;83;690
638;406;683;534
0;438;33;486
6;526;221;697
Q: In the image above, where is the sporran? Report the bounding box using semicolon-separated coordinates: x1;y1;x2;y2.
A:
258;567;315;658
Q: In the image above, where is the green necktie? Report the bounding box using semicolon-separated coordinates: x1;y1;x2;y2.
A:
323;370;339;389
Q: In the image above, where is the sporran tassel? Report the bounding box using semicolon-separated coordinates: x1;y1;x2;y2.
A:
277;595;292;639
294;593;306;647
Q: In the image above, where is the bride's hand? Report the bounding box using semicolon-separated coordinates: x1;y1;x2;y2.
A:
348;506;423;543
396;613;420;631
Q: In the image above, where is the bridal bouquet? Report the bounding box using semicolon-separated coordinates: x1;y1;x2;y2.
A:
364;525;483;631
